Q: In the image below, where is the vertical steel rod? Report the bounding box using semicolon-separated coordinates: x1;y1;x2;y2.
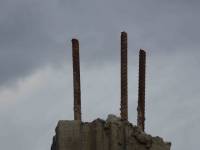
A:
137;49;146;131
72;39;82;121
120;32;128;121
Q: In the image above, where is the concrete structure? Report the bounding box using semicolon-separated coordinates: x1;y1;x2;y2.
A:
50;33;171;150
51;115;171;150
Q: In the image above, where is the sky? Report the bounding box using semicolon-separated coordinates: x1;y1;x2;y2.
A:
0;0;200;149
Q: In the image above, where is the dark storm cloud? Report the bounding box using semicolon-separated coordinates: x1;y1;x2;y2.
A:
0;0;66;86
1;0;200;87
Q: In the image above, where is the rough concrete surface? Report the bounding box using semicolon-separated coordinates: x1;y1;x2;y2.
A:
51;115;171;150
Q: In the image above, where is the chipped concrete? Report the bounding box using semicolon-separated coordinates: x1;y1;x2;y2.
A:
51;115;171;150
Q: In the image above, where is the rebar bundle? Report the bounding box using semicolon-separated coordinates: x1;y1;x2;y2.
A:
137;49;146;131
72;39;82;121
120;32;128;121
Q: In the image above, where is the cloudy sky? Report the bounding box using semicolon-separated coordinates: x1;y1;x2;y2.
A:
0;0;200;149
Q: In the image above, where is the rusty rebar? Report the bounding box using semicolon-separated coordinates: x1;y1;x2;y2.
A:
72;39;82;121
120;32;128;121
137;49;146;131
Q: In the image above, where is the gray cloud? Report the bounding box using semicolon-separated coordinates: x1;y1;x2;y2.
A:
0;0;200;150
1;0;200;86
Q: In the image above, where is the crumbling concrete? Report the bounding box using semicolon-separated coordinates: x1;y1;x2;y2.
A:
51;115;171;150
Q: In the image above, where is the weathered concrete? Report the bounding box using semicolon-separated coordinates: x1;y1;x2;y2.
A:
51;115;171;150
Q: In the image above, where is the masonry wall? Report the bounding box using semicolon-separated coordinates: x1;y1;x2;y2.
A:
51;115;171;150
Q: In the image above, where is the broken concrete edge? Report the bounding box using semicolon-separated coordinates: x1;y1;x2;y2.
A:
51;114;171;150
105;115;171;146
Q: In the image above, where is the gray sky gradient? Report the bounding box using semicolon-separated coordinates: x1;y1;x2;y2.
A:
0;0;200;150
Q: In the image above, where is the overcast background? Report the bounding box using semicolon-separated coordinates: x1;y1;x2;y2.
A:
0;0;200;150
